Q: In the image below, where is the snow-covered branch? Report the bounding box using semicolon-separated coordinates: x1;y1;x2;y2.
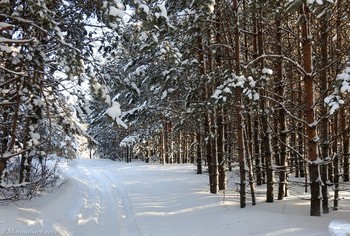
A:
0;14;49;34
0;37;34;44
324;66;350;115
211;74;261;102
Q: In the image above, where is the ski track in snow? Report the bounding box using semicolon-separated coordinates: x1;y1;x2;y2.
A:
74;166;105;235
92;166;142;236
1;160;144;236
77;164;142;236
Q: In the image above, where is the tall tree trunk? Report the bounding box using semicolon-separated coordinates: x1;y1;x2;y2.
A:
256;3;274;202
233;0;246;208
251;2;263;186
295;27;306;181
196;33;206;173
214;0;226;191
301;3;320;216
337;0;349;183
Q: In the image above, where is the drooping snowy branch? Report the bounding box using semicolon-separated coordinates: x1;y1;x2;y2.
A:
120;134;140;147
105;101;128;129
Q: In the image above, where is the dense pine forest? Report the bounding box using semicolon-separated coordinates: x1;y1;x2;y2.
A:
1;0;350;217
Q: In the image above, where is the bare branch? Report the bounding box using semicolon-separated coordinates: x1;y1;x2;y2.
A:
262;95;310;126
0;65;27;76
244;54;307;76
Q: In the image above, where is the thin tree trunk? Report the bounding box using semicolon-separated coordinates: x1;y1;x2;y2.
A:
333;113;340;210
319;12;330;214
179;131;183;164
251;2;263;186
196;126;203;174
253;112;262;185
210;109;219;194
205;111;215;193
276;6;287;199
342;108;349;181
162;121;168;165
334;153;340;210
217;108;226;190
244;114;256;206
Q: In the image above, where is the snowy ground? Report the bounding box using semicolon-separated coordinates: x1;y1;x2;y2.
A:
0;159;349;236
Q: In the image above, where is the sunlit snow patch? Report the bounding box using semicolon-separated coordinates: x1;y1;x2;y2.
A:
329;220;350;236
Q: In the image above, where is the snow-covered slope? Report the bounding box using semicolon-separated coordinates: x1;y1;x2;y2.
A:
0;159;349;236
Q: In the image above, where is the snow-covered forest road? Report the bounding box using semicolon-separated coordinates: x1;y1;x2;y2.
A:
1;159;350;236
